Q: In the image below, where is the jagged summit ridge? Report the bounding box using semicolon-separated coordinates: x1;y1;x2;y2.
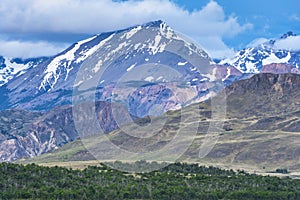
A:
280;31;296;39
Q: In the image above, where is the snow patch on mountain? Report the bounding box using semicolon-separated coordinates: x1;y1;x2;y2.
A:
178;61;188;66
75;34;115;64
202;67;217;81
39;33;117;91
144;76;154;81
0;57;45;86
122;25;142;40
222;67;231;81
39;36;98;90
262;52;291;66
159;22;174;39
126;63;136;72
149;35;163;55
159;21;209;59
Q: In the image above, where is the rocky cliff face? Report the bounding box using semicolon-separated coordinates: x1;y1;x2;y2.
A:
225;73;300;118
0;107;75;161
0;101;131;161
261;63;300;74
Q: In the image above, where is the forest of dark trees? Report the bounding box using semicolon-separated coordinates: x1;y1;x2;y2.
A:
0;161;299;199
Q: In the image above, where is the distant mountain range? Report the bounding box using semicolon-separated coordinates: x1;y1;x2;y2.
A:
1;21;299;113
0;21;300;162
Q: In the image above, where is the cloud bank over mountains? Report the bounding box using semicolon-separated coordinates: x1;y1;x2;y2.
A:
0;0;251;58
247;35;300;52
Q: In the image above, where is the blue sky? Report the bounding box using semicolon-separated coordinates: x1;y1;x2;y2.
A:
175;0;300;48
0;0;299;58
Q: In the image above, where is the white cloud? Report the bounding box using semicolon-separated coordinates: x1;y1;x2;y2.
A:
274;36;300;51
0;40;68;58
246;38;269;48
194;36;236;59
0;0;252;58
289;14;300;22
246;34;300;51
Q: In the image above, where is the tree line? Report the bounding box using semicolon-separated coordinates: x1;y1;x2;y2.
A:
0;161;299;199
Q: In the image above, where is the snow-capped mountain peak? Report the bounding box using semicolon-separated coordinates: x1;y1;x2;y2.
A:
219;32;300;73
38;20;210;91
